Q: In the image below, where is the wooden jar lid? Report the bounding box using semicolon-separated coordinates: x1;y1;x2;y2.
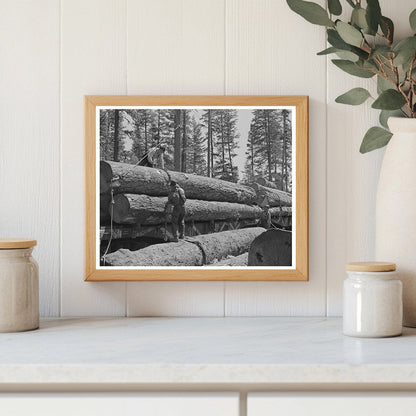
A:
0;239;37;249
346;261;396;272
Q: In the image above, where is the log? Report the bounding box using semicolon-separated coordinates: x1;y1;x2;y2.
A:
100;160;113;194
248;229;292;266
112;194;263;225
104;227;266;267
269;206;292;217
210;253;248;267
100;193;112;223
250;182;292;207
256;177;281;190
102;161;257;204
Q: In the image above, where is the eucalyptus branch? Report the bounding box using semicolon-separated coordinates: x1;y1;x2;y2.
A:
287;0;416;152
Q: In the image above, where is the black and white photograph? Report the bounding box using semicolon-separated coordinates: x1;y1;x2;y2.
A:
98;105;295;269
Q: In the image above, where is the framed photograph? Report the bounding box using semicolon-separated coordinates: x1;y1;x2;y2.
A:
85;96;308;281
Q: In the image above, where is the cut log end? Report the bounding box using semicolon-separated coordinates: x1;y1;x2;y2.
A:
248;229;292;266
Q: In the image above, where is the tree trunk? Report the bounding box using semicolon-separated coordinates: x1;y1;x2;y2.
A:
102;161;257;204
105;227;266;266
181;110;187;172
207;110;212;177
112;194;264;225
211;252;248;266
282;110;288;192
144;111;148;152
174;109;181;171
113;110;120;162
250;182;292;207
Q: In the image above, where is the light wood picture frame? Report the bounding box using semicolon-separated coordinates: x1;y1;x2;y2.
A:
85;96;308;281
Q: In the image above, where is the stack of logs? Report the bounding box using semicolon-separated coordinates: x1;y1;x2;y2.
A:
100;161;292;267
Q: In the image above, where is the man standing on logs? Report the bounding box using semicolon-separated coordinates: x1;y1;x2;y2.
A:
139;143;167;169
260;204;271;229
165;181;186;242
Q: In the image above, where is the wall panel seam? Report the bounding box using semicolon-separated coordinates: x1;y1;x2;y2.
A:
59;0;63;317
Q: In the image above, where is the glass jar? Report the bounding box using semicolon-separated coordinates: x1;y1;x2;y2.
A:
0;239;39;332
343;262;402;338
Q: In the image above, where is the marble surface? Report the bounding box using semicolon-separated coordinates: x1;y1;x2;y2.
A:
0;317;416;387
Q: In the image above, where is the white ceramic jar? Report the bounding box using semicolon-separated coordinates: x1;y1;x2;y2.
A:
0;239;39;332
343;262;402;338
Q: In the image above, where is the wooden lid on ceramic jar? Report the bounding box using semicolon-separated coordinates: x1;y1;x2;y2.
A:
346;261;396;272
0;239;37;249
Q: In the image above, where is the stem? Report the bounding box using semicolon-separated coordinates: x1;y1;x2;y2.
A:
408;56;416;117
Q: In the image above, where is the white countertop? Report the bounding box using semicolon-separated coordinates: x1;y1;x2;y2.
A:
1;317;416;390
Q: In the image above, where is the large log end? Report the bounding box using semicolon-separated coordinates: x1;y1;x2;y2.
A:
248;229;292;266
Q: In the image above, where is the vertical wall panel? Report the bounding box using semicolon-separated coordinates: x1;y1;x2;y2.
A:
0;0;60;316
125;0;226;316
61;0;127;316
326;0;415;316
224;0;327;316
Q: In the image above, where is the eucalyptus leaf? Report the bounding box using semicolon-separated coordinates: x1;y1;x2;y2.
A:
336;21;363;47
351;7;369;32
332;59;375;78
393;36;416;67
377;76;393;94
372;89;406;110
363;59;379;71
360;127;392;153
410;9;416;32
335;88;371;105
366;0;382;34
372;45;391;58
287;0;334;27
380;16;394;43
327;29;351;50
328;0;342;16
379;110;402;129
317;46;338;55
335;50;359;62
327;29;368;58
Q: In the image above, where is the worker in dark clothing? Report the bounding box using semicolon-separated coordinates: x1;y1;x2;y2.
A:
139;143;167;169
165;181;186;242
260;204;272;229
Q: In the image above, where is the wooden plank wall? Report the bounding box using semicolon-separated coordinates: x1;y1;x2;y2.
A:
1;0;413;316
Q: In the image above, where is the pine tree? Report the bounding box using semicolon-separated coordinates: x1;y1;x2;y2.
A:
245;109;292;191
189;115;206;175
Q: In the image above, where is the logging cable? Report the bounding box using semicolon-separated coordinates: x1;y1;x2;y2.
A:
101;188;115;265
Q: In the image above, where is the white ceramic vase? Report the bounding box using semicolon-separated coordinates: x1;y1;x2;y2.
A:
375;117;416;327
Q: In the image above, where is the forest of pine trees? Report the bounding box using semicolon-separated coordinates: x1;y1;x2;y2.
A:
100;108;292;190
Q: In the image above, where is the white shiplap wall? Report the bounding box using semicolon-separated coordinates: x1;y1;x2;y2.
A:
0;0;412;317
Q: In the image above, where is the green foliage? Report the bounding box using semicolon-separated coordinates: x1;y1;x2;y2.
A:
365;0;382;35
317;46;338;55
328;0;342;16
360;127;392;153
393;37;416;69
336;21;363;47
380;16;394;44
287;0;334;27
410;9;416;32
285;0;416;153
372;89;407;110
351;7;369;33
332;59;375;78
335;88;371;105
379;110;402;129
